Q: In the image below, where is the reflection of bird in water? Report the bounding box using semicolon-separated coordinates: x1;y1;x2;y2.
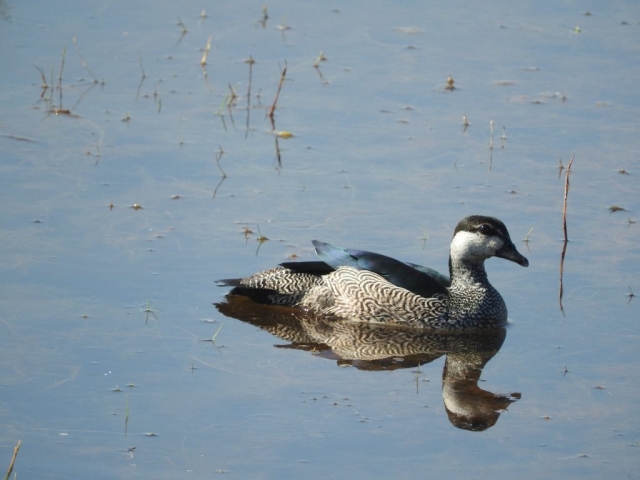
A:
218;215;528;330
215;295;520;431
441;338;520;431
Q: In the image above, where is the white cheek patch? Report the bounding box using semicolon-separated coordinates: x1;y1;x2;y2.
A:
450;231;504;261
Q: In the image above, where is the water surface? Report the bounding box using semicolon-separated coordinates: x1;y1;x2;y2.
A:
1;0;639;478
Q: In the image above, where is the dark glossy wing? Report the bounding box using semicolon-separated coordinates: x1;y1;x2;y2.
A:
279;260;334;275
404;263;450;289
312;240;449;297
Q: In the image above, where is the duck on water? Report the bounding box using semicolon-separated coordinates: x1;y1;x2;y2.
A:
218;215;529;330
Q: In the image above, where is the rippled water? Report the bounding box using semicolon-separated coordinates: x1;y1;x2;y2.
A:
1;0;639;478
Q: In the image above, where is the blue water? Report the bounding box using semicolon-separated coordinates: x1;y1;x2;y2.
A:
1;0;639;478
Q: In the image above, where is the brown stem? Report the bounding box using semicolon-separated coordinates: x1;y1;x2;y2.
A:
268;62;287;130
5;440;21;480
562;155;575;243
559;155;575;314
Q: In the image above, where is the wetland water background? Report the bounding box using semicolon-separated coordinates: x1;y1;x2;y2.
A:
1;0;639;478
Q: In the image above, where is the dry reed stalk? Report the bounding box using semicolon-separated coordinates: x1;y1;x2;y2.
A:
268;62;287;130
559;155;575;314
4;440;21;480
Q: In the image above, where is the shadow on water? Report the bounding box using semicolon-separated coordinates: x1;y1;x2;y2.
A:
216;294;520;432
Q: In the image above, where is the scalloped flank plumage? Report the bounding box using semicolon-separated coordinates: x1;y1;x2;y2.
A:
218;215;529;330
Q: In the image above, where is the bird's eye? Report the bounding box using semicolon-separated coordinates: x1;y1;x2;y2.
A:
478;224;492;235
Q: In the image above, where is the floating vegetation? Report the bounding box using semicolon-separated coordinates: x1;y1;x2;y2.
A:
255;225;269;256
445;75;456;91
140;300;157;324
394;26;423;35
609;205;626;213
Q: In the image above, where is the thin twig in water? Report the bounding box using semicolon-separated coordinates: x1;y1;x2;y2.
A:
212;177;226;200
216;94;229;116
259;5;269;28
227;83;238;106
274;136;282;169
49;65;55;110
216;94;230;132
255;224;269;256
313;51;326;68
214;145;226;178
73;35;101;85
488;120;494;171
140;299;157;325
562;155;575;243
202;324;224;344
557;158;565;179
201;35;212;67
523;227;533;244
245;56;255;138
313;51;328;84
36;65;48;92
268;61;287;130
626;287;635;304
559;155;575;315
226;84;237;130
70;35;105;111
124;396;130;437
523;227;533;253
212;146;227;200
176;17;188;45
420;231;429;250
73;85;97;113
135;50;146;101
413;364;423;394
58;45;67;110
4;440;21;480
211;324;223;343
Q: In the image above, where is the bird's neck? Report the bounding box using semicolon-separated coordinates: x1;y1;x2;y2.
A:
448;256;490;288
446;255;506;323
